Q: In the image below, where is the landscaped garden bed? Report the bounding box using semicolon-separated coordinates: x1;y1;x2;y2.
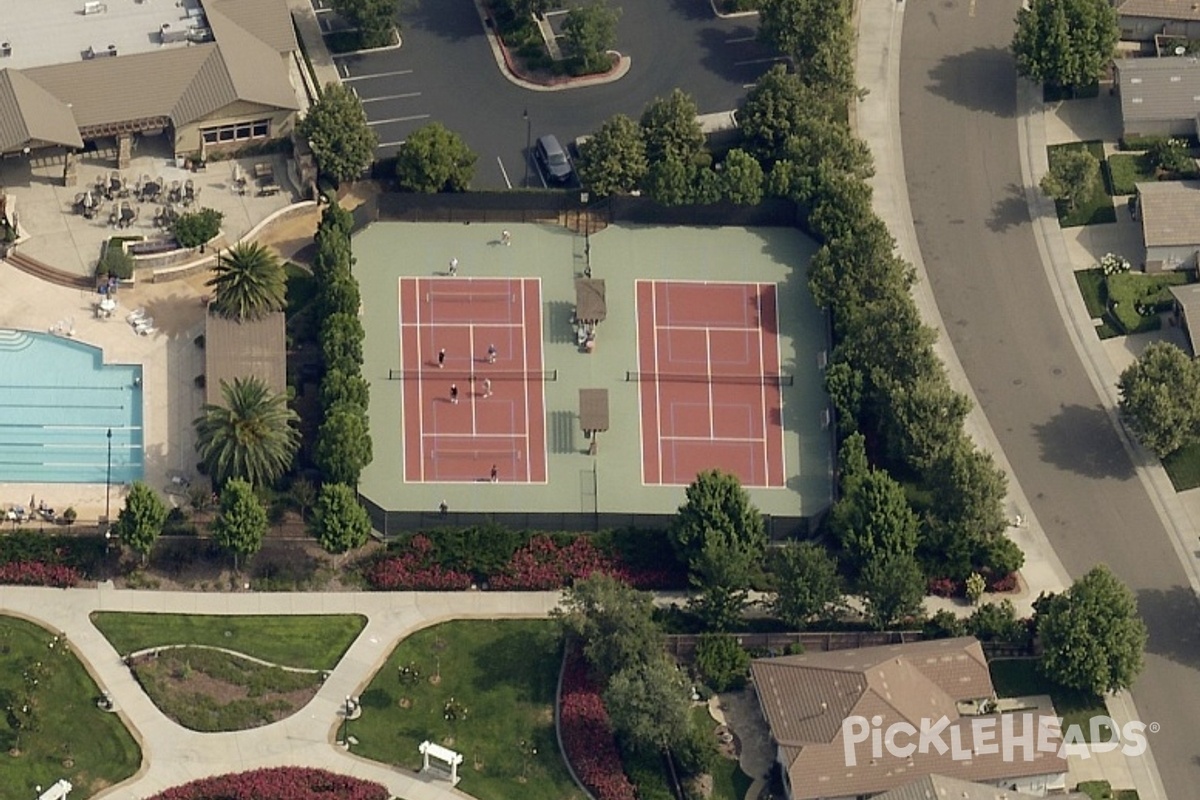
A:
0;615;140;798
0;531;104;588
1047;141;1116;227
146;767;388;800
1071;265;1193;337
1162;442;1200;491
127;646;323;731
352;620;584;800
1076;780;1140;800
560;648;636;800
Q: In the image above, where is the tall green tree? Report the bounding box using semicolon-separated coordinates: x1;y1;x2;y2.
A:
859;550;925;629
113;481;167;565
770;541;843;629
212;479;268;571
577;114;648;197
738;64;834;163
757;0;856;99
207;242;286;322
1118;340;1200;458
720;149;764;205
1012;0;1117;90
831;468;919;578
312;482;372;559
319;273;361;320
315;402;374;486
640;89;705;166
320;312;365;373
194;376;301;488
1040;146;1098;211
561;0;620;74
299;83;378;183
604;653;692;755
556;574;662;679
329;0;398;48
394;122;477;193
320;369;371;411
643;154;695;206
886;373;972;473
670;469;767;577
1035;565;1147;695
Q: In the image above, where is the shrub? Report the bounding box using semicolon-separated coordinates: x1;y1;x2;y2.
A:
172;208;223;248
491;535;619;590
927;577;961;598
146;767;388;800
694;633;750;691
0;561;81;587
560;649;637;800
363;534;474;590
966;600;1027;643
923;609;967;639
1099;252;1131;276
99;239;135;279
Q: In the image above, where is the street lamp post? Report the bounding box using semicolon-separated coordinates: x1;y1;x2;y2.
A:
104;428;113;527
523;109;531;187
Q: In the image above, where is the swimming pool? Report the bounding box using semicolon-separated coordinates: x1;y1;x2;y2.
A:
0;329;144;484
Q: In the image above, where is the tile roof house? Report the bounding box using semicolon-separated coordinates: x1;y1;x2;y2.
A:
874;774;1088;800
0;0;299;158
1114;0;1200;40
1114;56;1200;140
1133;180;1200;271
749;638;1069;800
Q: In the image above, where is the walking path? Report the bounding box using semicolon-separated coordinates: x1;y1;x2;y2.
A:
0;585;560;799
853;1;1166;797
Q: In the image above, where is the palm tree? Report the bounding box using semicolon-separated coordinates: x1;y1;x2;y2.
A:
194;376;300;488
207;242;286;321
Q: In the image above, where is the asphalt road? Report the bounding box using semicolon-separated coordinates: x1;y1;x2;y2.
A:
331;0;779;188
899;0;1200;793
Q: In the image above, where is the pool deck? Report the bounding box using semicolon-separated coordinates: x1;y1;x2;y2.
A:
0;262;209;522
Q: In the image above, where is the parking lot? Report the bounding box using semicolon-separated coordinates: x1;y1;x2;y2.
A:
314;0;785;189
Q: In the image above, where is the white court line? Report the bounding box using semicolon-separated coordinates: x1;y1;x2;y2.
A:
770;282;786;481
469;323;477;435
368;114;430;126
421;432;523;440
532;278;549;483
706;329;715;437
756;286;769;485
651;282;664;484
519;278;531;482
658;323;762;333
360;92;422;103
401;322;525;328
660;435;765;443
342;68;414;81
411;278;427;483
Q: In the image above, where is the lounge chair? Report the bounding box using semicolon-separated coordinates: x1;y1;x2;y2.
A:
137;325;157;337
127;308;146;323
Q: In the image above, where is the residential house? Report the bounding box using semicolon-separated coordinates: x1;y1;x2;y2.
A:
1114;56;1200;140
1169;283;1200;354
1113;0;1200;41
874;774;1088;800
1133;180;1200;270
749;637;1069;800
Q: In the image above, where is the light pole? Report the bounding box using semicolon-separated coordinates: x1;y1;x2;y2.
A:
104;428;113;527
523;109;531;187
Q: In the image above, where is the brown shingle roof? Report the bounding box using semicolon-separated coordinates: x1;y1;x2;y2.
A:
0;69;84;152
876;774;1087;800
1138;180;1200;248
750;638;1067;800
1117;0;1200;23
205;0;298;54
204;311;287;406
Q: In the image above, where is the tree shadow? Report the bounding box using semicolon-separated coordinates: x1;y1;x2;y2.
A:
1136;585;1200;671
469;624;559;701
924;47;1017;118
1031;404;1135;480
987;184;1030;233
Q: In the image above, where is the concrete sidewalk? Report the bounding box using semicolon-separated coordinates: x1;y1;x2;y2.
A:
0;585;561;799
852;1;1166;797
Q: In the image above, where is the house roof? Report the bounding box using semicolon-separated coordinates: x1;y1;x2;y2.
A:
875;774;1087;800
1170;284;1200;354
204;311;287;406
1117;57;1200;126
0;69;83;152
1137;180;1200;247
204;0;298;55
750;638;1067;800
1117;0;1200;23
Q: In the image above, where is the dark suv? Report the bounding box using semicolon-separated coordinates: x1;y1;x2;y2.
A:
535;134;573;183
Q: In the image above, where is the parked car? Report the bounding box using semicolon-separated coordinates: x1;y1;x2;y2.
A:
535;134;573;183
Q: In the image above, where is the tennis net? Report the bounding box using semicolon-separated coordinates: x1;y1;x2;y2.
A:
389;369;558;382
425;290;517;304
625;371;793;386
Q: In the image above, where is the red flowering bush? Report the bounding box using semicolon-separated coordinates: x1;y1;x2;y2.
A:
146;767;388;799
364;535;473;590
559;649;636;800
491;536;619;590
986;572;1018;593
0;560;80;588
927;577;962;598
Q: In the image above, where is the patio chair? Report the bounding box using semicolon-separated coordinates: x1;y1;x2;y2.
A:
137;324;157;337
135;317;155;333
127;307;146;323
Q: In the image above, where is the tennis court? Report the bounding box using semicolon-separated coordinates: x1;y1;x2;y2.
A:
634;280;786;487
396;277;548;483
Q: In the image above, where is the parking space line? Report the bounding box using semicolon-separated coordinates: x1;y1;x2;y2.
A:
360;92;422;103
734;56;789;66
376;140;406;148
726;35;756;43
497;157;512;190
367;114;431;126
342;69;414;81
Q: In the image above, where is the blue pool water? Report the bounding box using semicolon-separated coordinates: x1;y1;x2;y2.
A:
0;330;144;484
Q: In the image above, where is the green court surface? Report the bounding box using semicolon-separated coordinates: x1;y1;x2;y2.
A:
353;222;833;531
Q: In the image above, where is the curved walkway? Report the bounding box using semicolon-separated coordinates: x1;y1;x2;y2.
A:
853;1;1166;797
0;585;560;799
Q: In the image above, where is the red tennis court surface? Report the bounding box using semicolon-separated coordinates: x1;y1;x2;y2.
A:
397;277;547;483
635;280;786;487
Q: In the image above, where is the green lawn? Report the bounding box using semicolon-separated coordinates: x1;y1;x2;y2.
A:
89;613;366;670
989;659;1110;743
1106;270;1191;334
353;620;584;800
1076;780;1140;800
0;616;141;798
1163;442;1200;490
130;646;322;732
1048;141;1118;227
690;707;753;800
1074;268;1108;318
1105;153;1156;196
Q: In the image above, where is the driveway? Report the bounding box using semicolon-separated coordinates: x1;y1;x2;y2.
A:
899;0;1200;795
330;0;780;188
